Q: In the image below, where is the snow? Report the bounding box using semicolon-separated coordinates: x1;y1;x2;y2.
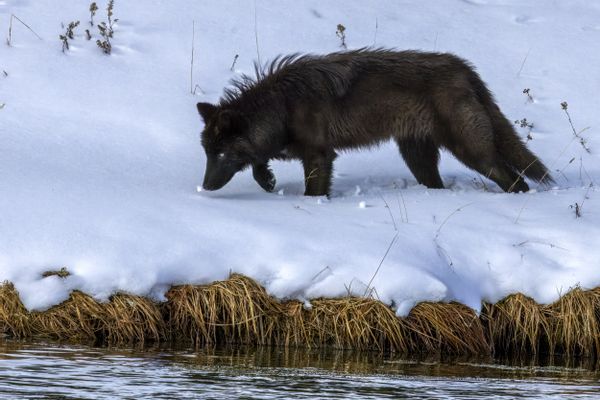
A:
0;0;599;314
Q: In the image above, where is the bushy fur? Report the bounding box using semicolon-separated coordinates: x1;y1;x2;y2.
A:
197;48;552;196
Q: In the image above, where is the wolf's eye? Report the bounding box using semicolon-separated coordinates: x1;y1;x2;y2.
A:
217;153;226;160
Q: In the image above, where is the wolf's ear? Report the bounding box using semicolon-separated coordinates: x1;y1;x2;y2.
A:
216;110;245;135
196;102;218;122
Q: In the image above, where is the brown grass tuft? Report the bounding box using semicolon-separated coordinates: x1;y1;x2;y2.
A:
0;282;31;338
164;274;282;346
483;293;551;356
26;291;164;344
29;291;105;341
406;301;489;354
305;298;409;352
102;293;165;344
547;287;600;357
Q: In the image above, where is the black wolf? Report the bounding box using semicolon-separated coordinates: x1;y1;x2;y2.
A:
197;49;551;196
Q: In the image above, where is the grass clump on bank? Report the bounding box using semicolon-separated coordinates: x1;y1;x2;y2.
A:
2;275;600;360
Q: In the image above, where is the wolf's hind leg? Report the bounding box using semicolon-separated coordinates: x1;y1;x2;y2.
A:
444;133;529;193
445;137;529;192
441;97;529;193
396;138;444;189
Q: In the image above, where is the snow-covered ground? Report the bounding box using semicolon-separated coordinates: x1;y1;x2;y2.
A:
1;0;598;314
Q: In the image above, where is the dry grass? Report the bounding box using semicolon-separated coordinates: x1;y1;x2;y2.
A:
484;288;600;358
29;291;105;341
164;274;282;346
1;277;600;359
548;287;600;357
483;293;551;355
0;282;30;338
102;293;165;343
305;298;409;352
406;301;489;354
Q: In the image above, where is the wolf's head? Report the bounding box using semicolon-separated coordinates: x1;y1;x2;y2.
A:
196;102;255;191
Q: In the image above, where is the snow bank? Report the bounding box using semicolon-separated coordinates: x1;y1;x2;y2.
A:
1;0;598;314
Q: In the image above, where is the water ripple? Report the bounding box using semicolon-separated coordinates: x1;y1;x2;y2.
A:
0;342;599;399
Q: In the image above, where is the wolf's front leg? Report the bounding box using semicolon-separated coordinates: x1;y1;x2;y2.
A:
302;152;335;196
252;162;276;192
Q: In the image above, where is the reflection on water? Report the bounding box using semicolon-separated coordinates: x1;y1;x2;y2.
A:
0;340;599;399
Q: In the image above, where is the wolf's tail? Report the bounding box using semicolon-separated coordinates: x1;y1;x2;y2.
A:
470;74;554;185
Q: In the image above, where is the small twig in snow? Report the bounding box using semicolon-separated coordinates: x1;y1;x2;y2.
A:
89;2;99;26
378;191;397;231
555;157;575;183
190;21;195;94
434;203;473;240
336;23;346;49
372;17;378;46
432;204;472;270
393;181;409;223
514;240;568;251
363;232;399;297
230;54;239;71
561;101;591;153
516;47;531;77
253;0;261;66
570;182;594;218
514;134;580;223
311;266;331;282
192;84;204;95
6;14;43;46
435;242;454;269
580;158;595;186
523;88;534;102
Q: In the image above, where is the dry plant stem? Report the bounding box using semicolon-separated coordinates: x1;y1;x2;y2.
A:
89;2;98;26
397;190;408;223
435;203;473;240
516;47;531;77
363;232;399;297
556;157;576;182
373;17;378;45
514;240;568;251
433;203;473;269
193;84;204;95
378;191;397;231
253;0;261;66
6;14;43;46
562;104;591;153
336;24;347;49
514;135;579;223
230;54;239;71
574;182;594;218
190;21;195;94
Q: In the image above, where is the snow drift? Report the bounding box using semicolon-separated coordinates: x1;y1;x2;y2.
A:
0;0;598;314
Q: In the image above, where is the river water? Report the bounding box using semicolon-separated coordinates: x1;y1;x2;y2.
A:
1;340;599;399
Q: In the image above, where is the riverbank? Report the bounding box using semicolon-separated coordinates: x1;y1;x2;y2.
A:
2;274;599;359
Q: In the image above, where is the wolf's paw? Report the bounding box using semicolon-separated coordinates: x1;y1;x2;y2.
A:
258;174;276;192
253;164;276;192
